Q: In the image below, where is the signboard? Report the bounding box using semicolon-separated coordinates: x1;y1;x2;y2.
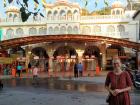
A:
0;57;13;64
106;49;118;59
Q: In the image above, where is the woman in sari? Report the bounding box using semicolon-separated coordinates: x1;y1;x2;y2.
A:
105;57;132;105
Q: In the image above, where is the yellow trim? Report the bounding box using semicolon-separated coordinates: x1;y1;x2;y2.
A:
80;22;129;24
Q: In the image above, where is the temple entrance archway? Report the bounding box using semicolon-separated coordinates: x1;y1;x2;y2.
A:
31;47;49;72
83;46;101;72
52;45;77;76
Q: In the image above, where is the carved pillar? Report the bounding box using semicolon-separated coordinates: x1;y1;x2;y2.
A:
25;46;32;69
48;50;54;72
100;43;106;70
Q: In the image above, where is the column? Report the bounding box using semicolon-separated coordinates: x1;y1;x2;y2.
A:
25;46;32;74
100;43;106;71
47;50;54;77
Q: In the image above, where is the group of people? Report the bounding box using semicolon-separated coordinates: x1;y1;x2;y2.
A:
74;62;83;78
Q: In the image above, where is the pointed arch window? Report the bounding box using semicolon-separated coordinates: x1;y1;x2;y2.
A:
48;27;53;35
54;27;59;34
67;26;72;34
6;29;14;39
60;26;66;34
107;25;115;32
29;27;37;35
117;25;125;32
16;28;24;37
73;26;78;34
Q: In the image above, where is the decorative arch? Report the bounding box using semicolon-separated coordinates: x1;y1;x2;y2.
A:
67;10;72;15
53;46;77;59
60;26;66;34
60;10;66;16
53;10;58;20
54;10;58;16
67;26;72;34
29;27;37;35
73;9;78;14
83;45;101;66
67;10;72;20
9;46;25;57
73;9;79;20
117;25;125;32
116;10;120;15
112;10;115;15
83;46;100;58
73;26;78;34
9;13;12;18
13;14;18;19
39;27;46;35
60;10;66;20
6;28;14;39
47;11;52;19
54;26;59;34
16;28;24;37
107;25;115;32
31;47;48;58
82;26;91;34
48;27;53;35
93;26;101;33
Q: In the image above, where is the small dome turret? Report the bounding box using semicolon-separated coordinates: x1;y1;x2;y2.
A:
6;5;20;13
112;1;123;9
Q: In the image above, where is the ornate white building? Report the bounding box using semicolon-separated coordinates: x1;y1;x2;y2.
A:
0;0;140;74
0;0;138;41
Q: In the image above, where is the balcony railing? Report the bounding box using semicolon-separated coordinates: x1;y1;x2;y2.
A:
81;15;132;23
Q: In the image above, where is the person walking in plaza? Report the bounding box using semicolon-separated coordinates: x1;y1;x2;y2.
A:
32;65;39;85
74;62;78;78
11;65;16;78
28;62;32;73
77;62;83;77
105;56;132;105
17;63;22;78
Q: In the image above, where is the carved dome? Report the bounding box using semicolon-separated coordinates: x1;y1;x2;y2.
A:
56;0;68;3
112;1;123;8
6;5;20;13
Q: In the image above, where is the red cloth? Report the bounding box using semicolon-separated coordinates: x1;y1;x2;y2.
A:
105;71;132;105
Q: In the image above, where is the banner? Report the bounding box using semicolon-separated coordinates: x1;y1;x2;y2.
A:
0;57;13;64
0;28;3;41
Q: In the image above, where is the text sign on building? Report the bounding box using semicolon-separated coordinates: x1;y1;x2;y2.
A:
106;49;118;59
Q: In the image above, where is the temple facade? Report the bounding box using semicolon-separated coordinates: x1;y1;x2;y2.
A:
0;0;139;75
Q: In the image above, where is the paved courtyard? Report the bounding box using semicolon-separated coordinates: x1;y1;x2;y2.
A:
0;76;140;105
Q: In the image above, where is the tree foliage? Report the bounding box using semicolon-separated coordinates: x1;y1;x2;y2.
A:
95;7;111;15
8;0;45;22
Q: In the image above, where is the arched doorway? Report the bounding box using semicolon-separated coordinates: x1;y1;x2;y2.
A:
53;45;77;76
83;46;101;72
31;47;49;72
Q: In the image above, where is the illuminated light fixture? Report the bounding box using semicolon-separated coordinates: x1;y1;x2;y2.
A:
28;51;31;54
34;56;39;60
91;55;95;58
71;55;76;59
85;55;89;58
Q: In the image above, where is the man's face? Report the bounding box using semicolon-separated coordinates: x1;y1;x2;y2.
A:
113;60;121;69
